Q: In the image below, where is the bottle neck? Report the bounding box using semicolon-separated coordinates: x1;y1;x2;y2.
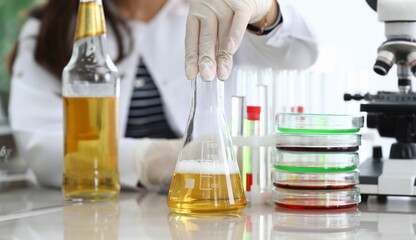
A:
193;77;225;113
72;36;107;63
72;0;108;62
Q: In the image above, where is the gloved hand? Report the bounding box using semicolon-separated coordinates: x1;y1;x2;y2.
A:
185;0;274;81
135;138;182;191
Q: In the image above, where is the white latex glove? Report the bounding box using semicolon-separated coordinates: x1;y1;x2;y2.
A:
135;138;182;191
185;0;274;81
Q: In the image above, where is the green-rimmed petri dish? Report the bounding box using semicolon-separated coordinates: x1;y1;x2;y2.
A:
276;113;364;134
273;150;359;172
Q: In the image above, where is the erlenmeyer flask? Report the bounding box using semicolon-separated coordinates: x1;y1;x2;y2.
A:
167;77;247;214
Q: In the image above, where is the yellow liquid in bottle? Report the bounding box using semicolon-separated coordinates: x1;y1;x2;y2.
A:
63;97;119;201
167;161;247;214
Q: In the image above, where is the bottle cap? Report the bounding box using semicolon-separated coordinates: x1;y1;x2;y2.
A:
247;106;261;121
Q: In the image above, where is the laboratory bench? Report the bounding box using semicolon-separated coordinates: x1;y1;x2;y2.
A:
1;181;416;240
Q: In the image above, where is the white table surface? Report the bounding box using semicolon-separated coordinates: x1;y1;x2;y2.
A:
1;182;416;240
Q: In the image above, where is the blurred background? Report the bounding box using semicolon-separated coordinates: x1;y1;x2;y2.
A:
0;0;397;178
0;0;393;121
0;0;42;182
0;0;42;122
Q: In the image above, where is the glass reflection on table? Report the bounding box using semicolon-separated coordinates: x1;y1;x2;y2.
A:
168;213;247;240
63;201;120;240
272;206;360;239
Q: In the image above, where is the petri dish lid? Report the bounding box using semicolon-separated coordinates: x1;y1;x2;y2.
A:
272;187;361;209
272;229;358;239
272;169;359;189
275;133;361;148
273;151;359;172
276;113;364;133
273;207;360;233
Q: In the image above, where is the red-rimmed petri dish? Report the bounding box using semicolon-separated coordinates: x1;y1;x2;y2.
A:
272;169;359;190
272;187;361;210
275;133;361;152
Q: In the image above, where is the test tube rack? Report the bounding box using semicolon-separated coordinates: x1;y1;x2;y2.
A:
232;135;275;205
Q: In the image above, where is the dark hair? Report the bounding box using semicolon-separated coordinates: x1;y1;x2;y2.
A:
7;0;132;79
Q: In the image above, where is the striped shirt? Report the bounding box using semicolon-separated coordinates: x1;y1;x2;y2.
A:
125;58;178;139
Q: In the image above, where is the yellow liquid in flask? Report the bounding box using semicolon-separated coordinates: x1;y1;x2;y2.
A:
167;160;247;214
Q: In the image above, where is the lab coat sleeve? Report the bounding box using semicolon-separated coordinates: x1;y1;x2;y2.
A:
9;19;139;189
236;0;319;69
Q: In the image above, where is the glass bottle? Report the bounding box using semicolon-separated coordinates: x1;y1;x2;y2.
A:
62;0;120;201
167;77;247;214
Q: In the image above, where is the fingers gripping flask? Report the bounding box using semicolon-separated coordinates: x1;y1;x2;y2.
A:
167;77;247;214
62;0;120;201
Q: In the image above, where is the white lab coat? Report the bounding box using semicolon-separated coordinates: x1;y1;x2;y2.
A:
9;0;318;188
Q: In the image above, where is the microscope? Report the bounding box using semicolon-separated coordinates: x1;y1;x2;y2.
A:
344;0;416;200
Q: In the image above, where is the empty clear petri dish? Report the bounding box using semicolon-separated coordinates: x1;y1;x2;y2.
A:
276;113;364;133
275;133;361;152
272;207;360;234
272;187;361;209
272;169;359;190
273;151;359;172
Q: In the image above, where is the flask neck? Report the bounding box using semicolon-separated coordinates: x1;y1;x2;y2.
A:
72;0;108;62
192;77;225;113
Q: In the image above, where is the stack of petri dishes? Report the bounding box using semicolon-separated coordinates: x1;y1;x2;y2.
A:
272;113;364;209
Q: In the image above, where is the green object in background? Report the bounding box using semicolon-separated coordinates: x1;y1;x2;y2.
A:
0;0;40;118
278;128;360;134
274;165;357;172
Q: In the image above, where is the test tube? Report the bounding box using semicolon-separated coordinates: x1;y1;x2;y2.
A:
287;71;297;113
258;68;274;135
243;106;261;193
231;96;245;136
244;68;259;106
273;70;284;114
304;71;312;113
297;70;308;113
233;67;247;98
278;71;288;113
231;96;245;174
309;71;326;114
256;84;268;191
230;67;249;175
